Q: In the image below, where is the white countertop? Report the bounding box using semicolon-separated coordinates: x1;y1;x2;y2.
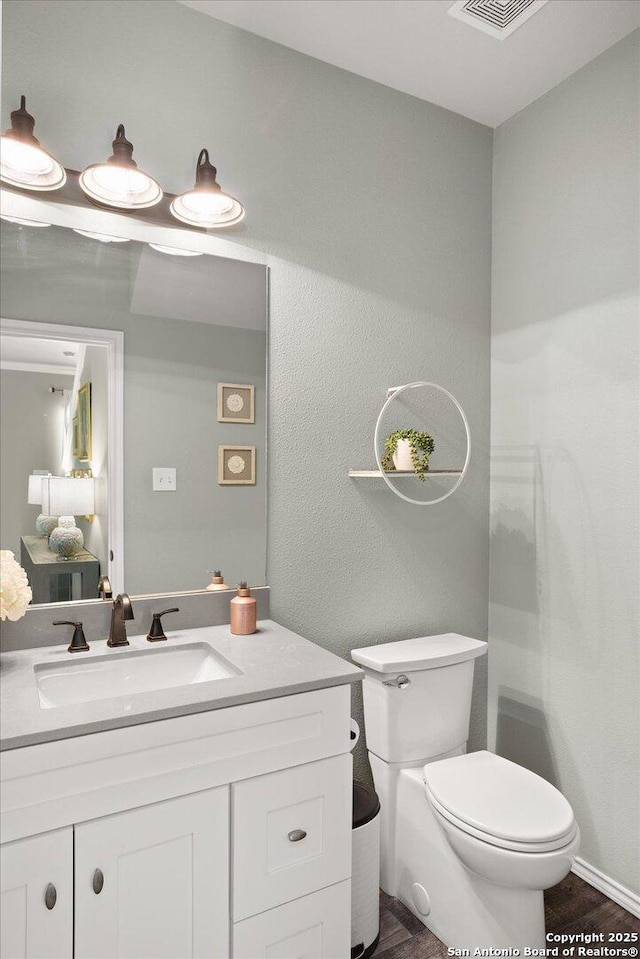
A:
0;620;362;751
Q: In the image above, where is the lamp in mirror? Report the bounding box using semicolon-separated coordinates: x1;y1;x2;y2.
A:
28;471;56;537
41;476;95;522
27;470;52;506
0;96;67;192
170;149;245;229
79;124;162;210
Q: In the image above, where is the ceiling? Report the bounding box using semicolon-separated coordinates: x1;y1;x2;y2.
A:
179;0;640;127
1;334;79;375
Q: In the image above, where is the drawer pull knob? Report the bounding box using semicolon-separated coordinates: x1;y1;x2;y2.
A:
44;883;57;910
288;829;307;842
92;869;104;894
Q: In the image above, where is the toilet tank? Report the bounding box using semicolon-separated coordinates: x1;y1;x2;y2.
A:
352;634;488;764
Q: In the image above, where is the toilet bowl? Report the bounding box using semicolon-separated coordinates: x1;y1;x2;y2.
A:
424;751;581;890
352;634;580;950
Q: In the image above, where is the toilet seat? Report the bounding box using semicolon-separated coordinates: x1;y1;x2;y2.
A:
423;751;577;853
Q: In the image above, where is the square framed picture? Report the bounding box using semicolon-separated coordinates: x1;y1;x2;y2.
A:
217;383;255;424
218;445;256;485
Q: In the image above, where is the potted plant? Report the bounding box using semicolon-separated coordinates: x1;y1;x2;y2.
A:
381;429;435;481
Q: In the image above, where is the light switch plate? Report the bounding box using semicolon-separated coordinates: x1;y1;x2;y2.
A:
153;468;177;491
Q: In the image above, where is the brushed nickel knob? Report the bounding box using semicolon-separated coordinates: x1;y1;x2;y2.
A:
288;829;307;842
44;883;57;910
92;869;104;894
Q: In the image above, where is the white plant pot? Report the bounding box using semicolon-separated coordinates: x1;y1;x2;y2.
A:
392;439;414;472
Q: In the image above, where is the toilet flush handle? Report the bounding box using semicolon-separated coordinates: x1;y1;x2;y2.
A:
382;674;411;689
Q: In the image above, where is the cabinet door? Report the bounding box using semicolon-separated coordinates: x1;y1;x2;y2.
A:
232;880;351;959
232;754;352;920
75;788;229;959
0;828;72;959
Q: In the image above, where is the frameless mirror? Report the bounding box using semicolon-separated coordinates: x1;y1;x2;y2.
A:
0;213;267;605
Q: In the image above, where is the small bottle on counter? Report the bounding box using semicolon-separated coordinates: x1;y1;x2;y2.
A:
230;582;257;635
206;570;229;591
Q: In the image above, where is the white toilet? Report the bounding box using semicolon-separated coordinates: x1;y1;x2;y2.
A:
351;633;580;951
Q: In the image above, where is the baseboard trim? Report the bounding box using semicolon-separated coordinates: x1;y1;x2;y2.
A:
572;857;640;919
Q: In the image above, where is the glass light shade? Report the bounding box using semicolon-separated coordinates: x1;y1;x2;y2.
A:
27;471;51;505
0;135;67;191
1;215;51;228
79;123;162;210
170;148;244;229
148;243;202;257
170;188;244;229
80;163;162;209
41;476;95;517
74;229;130;243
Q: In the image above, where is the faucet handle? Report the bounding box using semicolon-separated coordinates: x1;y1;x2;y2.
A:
147;608;180;643
53;620;90;654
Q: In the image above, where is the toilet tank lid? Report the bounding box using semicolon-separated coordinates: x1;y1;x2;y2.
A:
351;633;487;673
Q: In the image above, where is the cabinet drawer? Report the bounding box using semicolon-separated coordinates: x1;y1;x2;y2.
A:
232;880;351;959
232;754;351;921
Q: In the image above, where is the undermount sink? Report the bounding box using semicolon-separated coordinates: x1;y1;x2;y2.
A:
34;642;242;709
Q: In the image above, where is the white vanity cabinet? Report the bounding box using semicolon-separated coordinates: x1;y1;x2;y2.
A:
0;828;73;959
74;788;229;959
0;685;354;959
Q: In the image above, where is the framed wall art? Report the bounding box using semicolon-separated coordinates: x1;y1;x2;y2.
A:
217;383;255;424
76;382;92;461
218;445;256;485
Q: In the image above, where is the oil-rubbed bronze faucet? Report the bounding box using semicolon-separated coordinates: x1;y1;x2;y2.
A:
107;594;134;647
98;575;113;600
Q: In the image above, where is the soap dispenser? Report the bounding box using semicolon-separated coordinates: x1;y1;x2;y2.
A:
230;582;257;635
206;570;229;591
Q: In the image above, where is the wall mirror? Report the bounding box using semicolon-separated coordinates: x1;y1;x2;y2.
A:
0;198;267;606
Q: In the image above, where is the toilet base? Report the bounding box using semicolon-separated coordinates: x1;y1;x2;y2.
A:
374;761;547;950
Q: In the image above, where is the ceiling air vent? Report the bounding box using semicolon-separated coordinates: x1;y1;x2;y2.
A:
448;0;548;40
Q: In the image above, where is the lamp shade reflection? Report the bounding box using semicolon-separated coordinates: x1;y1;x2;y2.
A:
41;476;95;518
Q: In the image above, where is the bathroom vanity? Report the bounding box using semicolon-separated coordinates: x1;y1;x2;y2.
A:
0;619;362;959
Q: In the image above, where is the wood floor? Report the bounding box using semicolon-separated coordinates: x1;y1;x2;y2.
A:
375;874;640;958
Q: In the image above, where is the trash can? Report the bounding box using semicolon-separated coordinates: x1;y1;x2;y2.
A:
351;780;381;958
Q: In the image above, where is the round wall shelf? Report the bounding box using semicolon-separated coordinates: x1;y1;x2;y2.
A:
349;381;471;506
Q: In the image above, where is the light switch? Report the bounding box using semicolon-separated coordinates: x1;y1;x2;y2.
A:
153;468;177;491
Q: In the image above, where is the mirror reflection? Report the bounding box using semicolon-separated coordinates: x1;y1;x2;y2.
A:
0;217;267;604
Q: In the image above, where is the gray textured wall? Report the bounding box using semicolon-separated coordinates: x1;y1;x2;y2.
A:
490;32;640;893
1;0;493;779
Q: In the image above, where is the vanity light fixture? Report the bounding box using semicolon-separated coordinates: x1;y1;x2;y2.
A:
0;96;67;192
148;243;203;257
170;149;245;229
79;124;162;210
73;229;130;243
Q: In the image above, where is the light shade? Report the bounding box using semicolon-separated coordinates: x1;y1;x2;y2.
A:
1;215;51;228
170;149;244;229
27;471;51;505
74;229;130;244
79;124;162;210
41;476;95;517
149;243;202;257
0;96;66;192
